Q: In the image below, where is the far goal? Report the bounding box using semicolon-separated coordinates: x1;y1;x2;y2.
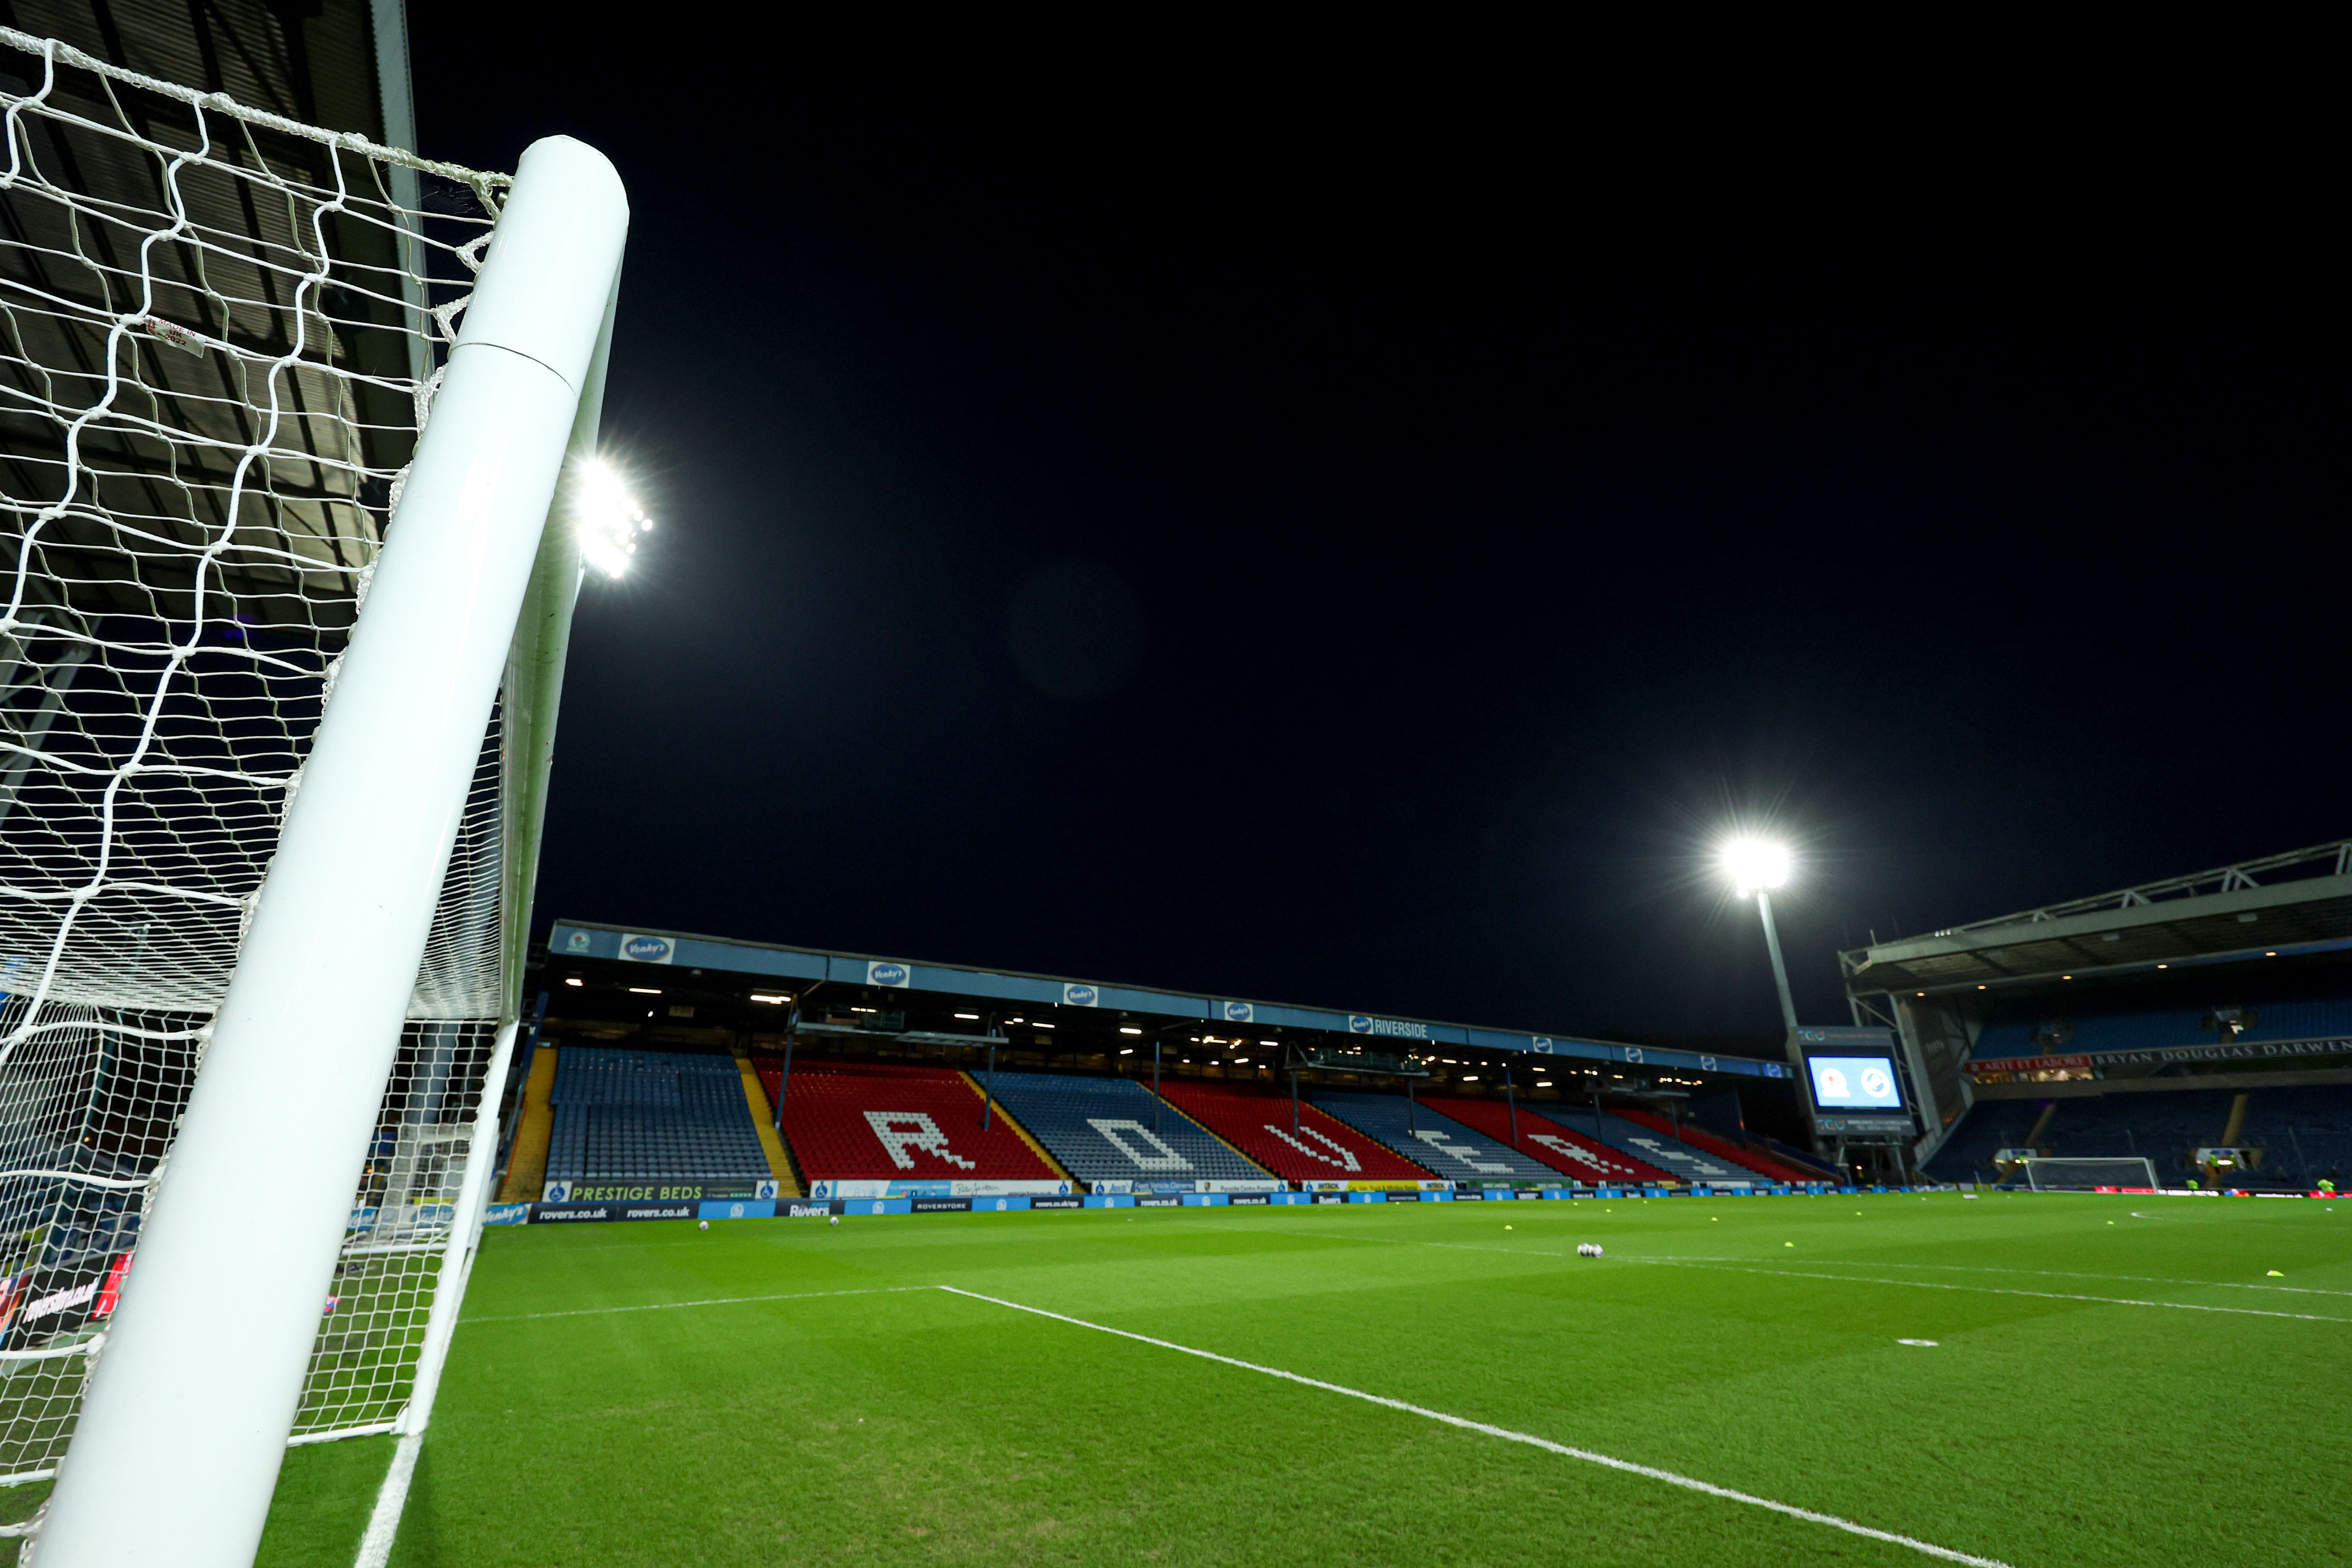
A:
2023;1157;2160;1191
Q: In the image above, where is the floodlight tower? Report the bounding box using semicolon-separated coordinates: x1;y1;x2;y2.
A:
1724;838;1800;1036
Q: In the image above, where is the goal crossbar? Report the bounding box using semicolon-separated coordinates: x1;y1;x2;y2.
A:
2022;1157;2161;1191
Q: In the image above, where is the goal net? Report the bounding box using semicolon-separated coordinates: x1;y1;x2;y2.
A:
2023;1157;2160;1192
0;30;543;1486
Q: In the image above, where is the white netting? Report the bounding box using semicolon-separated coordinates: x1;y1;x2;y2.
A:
2023;1157;2160;1192
0;31;516;1483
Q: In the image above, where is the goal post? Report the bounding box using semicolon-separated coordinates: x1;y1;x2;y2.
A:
11;91;628;1568
2022;1157;2161;1192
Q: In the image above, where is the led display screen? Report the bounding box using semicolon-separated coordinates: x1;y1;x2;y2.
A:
1807;1055;1903;1110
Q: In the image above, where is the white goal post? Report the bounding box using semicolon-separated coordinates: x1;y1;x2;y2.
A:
2022;1157;2160;1192
0;30;624;1566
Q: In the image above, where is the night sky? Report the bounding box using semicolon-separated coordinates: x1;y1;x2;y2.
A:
413;20;2344;1049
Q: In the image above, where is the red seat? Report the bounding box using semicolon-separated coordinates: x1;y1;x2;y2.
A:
1156;1081;1435;1182
1426;1098;1673;1184
756;1059;1059;1181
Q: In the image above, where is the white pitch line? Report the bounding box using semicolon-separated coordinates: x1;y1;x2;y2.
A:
1625;1259;2352;1324
937;1285;2016;1568
462;1284;927;1324
352;1430;420;1568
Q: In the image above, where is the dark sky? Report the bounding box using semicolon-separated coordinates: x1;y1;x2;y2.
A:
412;18;2344;1049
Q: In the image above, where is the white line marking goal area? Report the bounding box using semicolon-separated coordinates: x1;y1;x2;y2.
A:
936;1286;2017;1568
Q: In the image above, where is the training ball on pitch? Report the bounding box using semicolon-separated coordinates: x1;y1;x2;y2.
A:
829;1215;841;1227
698;1220;708;1231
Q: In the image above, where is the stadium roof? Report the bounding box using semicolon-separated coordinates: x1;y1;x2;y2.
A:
549;918;1796;1082
1842;839;2352;999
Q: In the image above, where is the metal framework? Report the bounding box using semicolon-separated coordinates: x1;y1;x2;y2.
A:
1841;839;2352;1000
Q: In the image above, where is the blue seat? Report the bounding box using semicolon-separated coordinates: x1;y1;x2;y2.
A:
980;1072;1272;1186
1309;1091;1554;1182
545;1047;769;1183
1529;1106;1756;1185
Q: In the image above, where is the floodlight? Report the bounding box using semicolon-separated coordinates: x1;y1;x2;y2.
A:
1721;837;1791;894
575;456;652;578
1720;834;1801;1034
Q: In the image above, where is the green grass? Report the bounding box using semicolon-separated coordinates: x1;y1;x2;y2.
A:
225;1193;2352;1566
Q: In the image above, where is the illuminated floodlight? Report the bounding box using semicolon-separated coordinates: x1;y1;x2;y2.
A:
575;456;652;578
1721;837;1791;895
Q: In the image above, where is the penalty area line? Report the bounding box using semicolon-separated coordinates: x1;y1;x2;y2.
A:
935;1285;2015;1568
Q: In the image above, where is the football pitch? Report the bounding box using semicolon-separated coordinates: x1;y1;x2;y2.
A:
224;1195;2352;1564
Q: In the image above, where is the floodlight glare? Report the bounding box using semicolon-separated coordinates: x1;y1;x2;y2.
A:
575;456;652;579
1721;837;1791;894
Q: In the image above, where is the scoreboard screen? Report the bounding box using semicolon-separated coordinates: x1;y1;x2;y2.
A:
1807;1055;1903;1111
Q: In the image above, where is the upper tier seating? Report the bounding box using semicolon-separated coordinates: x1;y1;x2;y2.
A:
1611;1106;1815;1182
1309;1091;1559;1182
980;1072;1274;1184
1972;991;2352;1064
762;1060;1060;1182
1531;1105;1756;1184
545;1048;770;1182
1423;1097;1670;1184
1156;1081;1436;1181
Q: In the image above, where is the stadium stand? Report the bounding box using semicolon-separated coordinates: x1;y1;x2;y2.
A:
1155;1081;1437;1182
1421;1097;1669;1184
980;1072;1276;1186
1970;990;2352;1066
1309;1091;1559;1182
496;1045;561;1201
763;1061;1063;1183
1926;1084;2352;1189
2239;1085;2352;1189
1532;1105;1758;1185
1763;1135;1842;1180
544;1048;772;1183
1611;1106;1816;1182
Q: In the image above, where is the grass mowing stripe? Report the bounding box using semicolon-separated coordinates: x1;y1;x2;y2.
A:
936;1285;2018;1568
1628;1260;2352;1323
1709;1259;2352;1299
461;1284;928;1324
1230;1227;2352;1312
